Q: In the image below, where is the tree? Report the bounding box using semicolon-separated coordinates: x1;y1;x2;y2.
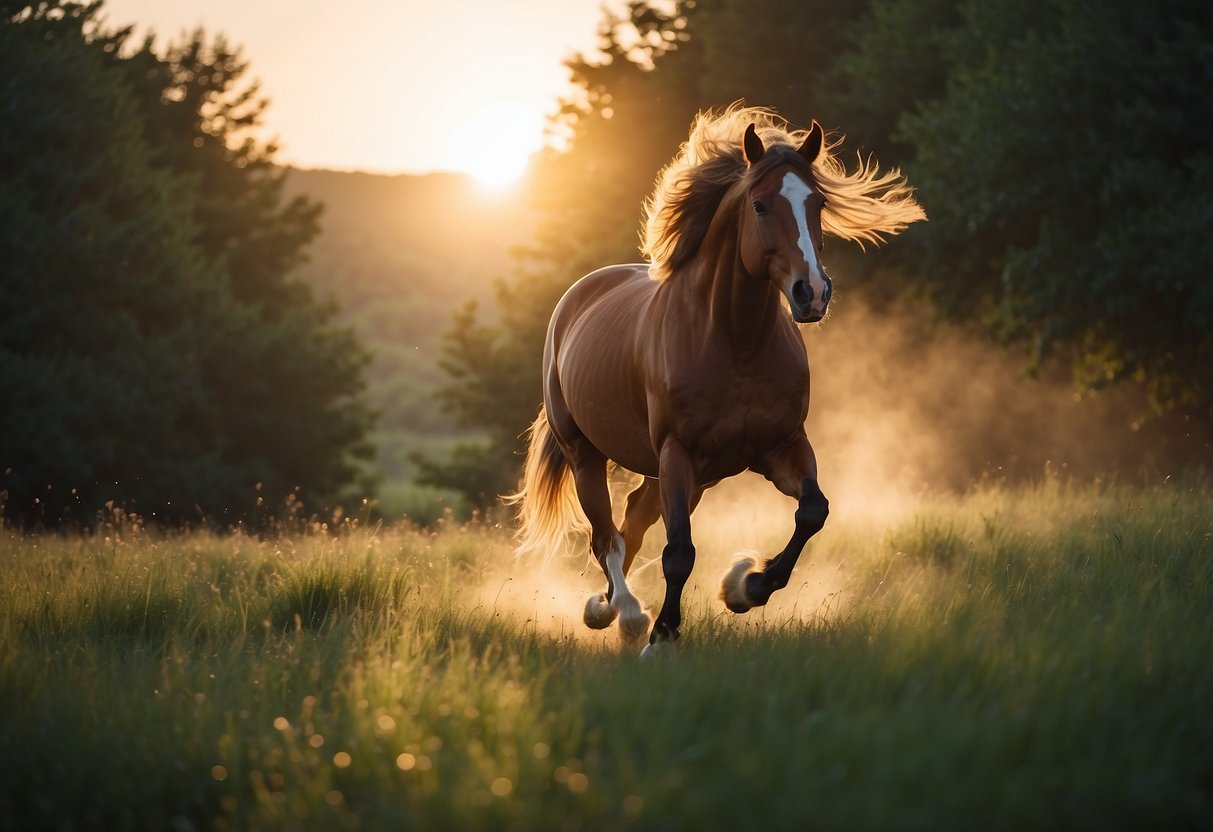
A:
892;0;1213;413
0;2;372;525
116;27;375;513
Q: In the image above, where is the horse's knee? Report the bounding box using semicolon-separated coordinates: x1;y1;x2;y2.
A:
796;484;828;534
661;541;696;586
795;503;827;534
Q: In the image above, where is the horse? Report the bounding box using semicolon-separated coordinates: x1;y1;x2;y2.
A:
512;105;925;655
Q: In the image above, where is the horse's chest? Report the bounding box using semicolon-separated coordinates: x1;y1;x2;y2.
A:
672;375;805;472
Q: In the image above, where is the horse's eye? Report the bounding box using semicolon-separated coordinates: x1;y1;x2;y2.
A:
753;200;767;215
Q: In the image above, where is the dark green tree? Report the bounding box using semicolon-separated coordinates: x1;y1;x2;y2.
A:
116;27;375;512
0;2;372;524
689;0;872;121
891;0;1213;413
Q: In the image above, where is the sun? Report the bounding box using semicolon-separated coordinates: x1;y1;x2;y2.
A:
445;102;544;189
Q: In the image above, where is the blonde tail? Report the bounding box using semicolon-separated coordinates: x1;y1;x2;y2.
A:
504;408;587;562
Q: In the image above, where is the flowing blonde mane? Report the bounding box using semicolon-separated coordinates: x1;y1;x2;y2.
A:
641;104;927;281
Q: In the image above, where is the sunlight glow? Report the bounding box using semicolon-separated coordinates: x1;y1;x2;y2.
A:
101;0;607;175
445;101;545;189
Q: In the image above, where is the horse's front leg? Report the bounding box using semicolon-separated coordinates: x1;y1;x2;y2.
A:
721;434;829;613
642;439;697;657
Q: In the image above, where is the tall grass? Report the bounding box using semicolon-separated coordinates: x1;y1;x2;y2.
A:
1;479;1209;829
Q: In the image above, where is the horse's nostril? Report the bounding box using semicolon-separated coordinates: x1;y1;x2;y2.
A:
822;280;832;304
791;280;812;306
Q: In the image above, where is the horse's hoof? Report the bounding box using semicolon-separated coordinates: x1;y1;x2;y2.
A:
639;640;675;661
616;598;651;644
720;555;757;613
583;592;618;629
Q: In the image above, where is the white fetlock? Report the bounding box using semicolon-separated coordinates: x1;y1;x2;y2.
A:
600;534;648;639
639;640;675;660
720;555;758;613
583;592;618;629
615;595;651;643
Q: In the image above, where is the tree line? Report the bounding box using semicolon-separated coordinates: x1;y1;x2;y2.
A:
424;0;1213;505
1;2;373;525
4;1;1207;523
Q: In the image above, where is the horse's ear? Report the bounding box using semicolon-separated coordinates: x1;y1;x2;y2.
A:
743;123;765;166
798;121;823;163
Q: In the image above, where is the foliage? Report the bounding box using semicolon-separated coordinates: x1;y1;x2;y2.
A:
892;0;1213;412
1;481;1210;827
0;2;372;525
428;0;1213;506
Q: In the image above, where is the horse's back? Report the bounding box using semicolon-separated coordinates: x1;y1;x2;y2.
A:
545;265;660;476
548;264;653;333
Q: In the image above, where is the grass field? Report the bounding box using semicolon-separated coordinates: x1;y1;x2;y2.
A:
2;477;1210;830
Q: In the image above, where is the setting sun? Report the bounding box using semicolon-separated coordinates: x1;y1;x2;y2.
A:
444;101;545;189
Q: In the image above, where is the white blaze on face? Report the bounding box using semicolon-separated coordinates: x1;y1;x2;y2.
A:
778;171;828;305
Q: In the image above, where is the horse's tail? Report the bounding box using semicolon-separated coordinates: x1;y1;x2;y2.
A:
505;408;587;561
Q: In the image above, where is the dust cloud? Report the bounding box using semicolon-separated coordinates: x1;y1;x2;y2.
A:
469;565;616;647
805;296;1208;516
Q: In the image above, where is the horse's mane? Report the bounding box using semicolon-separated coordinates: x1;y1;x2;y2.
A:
641;104;927;281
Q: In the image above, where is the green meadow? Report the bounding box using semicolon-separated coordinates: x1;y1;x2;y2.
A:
2;478;1210;830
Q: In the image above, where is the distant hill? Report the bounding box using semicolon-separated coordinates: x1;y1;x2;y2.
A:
283;168;540;518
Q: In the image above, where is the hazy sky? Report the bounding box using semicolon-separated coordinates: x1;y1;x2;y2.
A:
102;0;616;177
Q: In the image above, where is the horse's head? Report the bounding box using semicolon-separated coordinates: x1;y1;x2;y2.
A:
738;122;832;324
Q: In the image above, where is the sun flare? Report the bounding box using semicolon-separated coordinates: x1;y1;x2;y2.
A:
445;101;544;189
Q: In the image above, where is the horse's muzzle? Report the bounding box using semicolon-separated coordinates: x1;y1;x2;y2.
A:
788;275;831;323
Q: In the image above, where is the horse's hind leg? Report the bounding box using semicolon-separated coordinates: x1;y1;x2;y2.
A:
620;477;662;574
563;442;650;641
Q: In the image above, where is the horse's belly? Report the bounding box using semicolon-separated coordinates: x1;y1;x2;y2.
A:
581;416;659;478
555;280;659;476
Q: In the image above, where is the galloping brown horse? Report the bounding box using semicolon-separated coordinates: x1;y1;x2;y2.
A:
514;106;925;655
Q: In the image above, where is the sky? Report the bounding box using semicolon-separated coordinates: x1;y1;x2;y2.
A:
102;0;616;180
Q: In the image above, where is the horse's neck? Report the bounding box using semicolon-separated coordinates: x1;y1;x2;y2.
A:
691;205;786;355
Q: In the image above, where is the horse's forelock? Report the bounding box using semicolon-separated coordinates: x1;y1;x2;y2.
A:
641;106;819;281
